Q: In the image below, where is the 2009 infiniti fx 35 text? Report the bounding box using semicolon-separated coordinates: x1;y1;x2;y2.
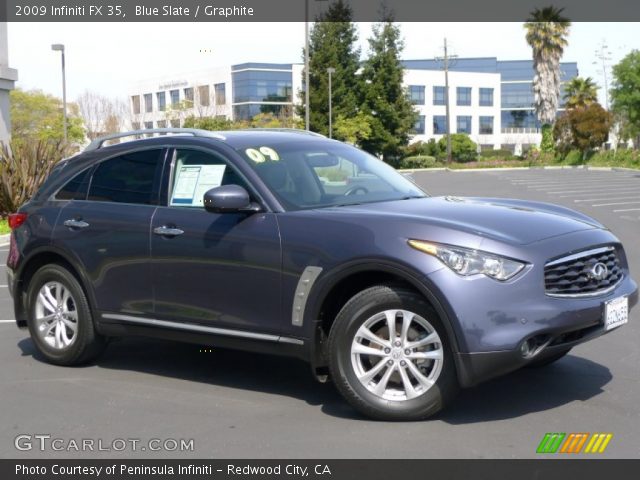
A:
6;129;637;420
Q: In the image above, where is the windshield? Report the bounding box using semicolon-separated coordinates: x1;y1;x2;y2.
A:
237;140;427;210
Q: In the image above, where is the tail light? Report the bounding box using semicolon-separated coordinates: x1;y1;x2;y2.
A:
8;213;27;230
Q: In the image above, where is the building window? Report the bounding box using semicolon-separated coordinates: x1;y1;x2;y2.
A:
170;119;180;128
131;95;141;115
479;88;494;107
457;87;472;106
214;83;226;105
157;120;167;129
131;122;141;130
143;94;152;113
408;85;425;105
413;115;426;134
456;116;472;134
433;86;446;106
144;121;153;130
183;88;194;104
170;89;180;107
433;115;447;134
198;85;210;107
479;116;494;134
156;92;166;111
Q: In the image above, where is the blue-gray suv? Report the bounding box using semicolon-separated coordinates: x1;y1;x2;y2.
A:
6;129;637;420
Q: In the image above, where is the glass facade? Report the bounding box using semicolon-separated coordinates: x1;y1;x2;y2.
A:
409;85;425;105
479;88;494;107
232;70;292;104
501;110;539;131
479;116;494;134
501;83;534;109
433;86;446;106
457;116;472;134
433;115;447;134
233;104;289;120
457;87;472;106
413;115;426;134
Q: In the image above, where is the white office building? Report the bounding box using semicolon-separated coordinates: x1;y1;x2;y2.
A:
128;57;577;152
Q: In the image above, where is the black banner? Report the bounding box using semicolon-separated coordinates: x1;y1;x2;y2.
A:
4;459;640;480
2;0;640;22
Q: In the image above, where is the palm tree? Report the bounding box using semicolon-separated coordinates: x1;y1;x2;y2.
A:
524;7;571;127
563;76;599;109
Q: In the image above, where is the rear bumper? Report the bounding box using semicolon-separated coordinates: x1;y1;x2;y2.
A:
455;282;638;387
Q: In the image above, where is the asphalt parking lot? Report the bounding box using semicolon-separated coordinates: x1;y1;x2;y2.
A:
1;168;638;459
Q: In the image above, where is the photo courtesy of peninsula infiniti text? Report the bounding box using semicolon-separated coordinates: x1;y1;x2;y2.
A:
5;128;637;420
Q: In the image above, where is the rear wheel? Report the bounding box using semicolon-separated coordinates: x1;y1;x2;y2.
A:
26;264;106;366
328;285;458;421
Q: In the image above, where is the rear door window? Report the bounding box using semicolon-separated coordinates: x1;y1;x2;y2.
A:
88;149;164;205
55;168;93;201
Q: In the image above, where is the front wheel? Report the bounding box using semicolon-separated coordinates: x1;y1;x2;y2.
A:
328;285;459;421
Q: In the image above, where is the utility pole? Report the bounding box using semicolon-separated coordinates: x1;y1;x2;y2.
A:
436;38;456;163
593;40;612;110
304;0;310;131
327;67;335;138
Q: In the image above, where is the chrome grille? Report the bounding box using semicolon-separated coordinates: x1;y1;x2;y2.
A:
544;246;623;297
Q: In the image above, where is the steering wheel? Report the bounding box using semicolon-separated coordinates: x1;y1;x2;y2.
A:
344;185;369;196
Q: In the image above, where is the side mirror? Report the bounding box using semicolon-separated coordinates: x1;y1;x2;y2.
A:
203;185;262;214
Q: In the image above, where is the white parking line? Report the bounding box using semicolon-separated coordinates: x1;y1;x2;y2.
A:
614;207;640;212
575;196;640;203
555;187;640;196
0;320;15;323
592;200;640;207
529;181;640;189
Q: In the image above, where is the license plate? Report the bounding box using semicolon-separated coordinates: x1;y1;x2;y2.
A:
604;296;628;331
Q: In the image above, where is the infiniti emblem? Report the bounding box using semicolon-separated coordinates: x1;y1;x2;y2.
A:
590;262;608;281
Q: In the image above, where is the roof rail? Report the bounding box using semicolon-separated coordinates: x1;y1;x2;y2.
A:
241;128;326;138
85;128;226;152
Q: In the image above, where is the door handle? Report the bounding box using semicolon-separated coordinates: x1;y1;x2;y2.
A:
153;226;184;237
63;219;90;229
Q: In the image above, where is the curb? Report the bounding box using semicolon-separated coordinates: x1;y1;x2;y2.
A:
398;165;640;173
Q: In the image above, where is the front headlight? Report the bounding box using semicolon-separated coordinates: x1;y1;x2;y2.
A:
408;239;526;281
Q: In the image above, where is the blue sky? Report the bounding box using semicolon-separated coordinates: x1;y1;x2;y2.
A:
6;22;638;105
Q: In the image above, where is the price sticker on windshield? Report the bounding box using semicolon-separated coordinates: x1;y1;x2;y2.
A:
245;147;280;163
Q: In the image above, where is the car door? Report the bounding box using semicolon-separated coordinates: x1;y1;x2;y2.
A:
53;148;167;318
150;147;282;334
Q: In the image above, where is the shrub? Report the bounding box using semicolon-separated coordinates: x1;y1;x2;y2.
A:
437;134;478;162
0;141;66;215
399;156;439;169
479;149;515;159
404;139;439;158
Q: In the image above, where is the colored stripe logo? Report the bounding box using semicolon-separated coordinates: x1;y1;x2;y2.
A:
537;433;613;454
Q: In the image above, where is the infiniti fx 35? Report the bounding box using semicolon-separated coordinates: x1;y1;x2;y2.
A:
6;129;637;420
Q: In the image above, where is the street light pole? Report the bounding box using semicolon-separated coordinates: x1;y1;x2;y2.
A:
304;0;310;131
327;67;335;138
51;44;68;143
443;38;452;163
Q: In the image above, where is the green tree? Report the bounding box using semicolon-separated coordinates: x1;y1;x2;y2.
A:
437;134;478;162
564;77;599;109
524;6;571;151
299;0;362;137
610;50;640;148
183;116;243;130
10;89;84;145
334;112;373;146
358;10;417;163
553;103;612;158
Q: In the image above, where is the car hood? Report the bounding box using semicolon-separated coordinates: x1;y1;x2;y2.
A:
329;196;604;245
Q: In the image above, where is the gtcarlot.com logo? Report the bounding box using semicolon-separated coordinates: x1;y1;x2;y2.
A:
536;433;613;454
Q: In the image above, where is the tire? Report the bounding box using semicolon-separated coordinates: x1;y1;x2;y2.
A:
26;264;106;366
328;285;459;421
526;348;571;368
